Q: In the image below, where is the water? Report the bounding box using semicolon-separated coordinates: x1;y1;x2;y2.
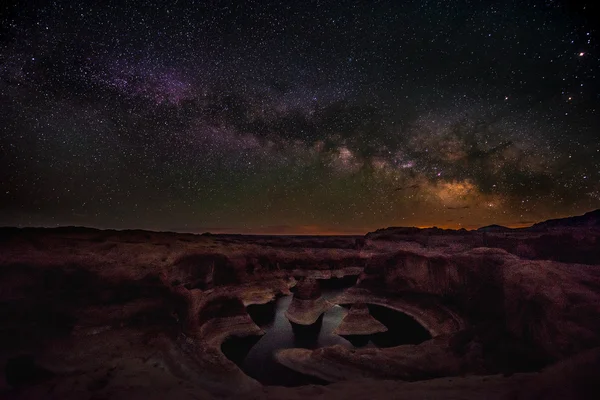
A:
225;287;350;386
221;280;432;386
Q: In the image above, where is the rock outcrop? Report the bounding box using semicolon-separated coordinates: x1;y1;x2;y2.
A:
276;247;600;382
285;278;332;325
333;287;464;337
275;335;466;382
358;247;600;362
242;347;600;400
180;295;266;394
333;303;387;336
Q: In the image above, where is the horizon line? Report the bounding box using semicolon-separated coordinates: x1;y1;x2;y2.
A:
1;208;597;236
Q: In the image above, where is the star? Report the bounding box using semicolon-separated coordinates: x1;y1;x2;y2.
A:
0;0;598;232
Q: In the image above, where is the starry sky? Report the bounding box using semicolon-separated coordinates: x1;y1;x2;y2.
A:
1;0;599;234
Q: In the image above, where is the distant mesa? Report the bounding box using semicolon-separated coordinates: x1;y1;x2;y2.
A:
366;225;470;239
528;209;600;230
368;226;422;236
477;224;512;232
367;208;600;236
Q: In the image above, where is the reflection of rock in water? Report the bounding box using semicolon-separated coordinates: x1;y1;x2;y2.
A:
341;334;371;347
368;304;431;347
291;315;323;347
334;303;387;336
221;286;353;387
220;289;350;386
221;335;262;365
247;301;277;327
222;334;326;387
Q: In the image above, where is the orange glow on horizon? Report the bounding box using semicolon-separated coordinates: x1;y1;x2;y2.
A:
199;220;538;235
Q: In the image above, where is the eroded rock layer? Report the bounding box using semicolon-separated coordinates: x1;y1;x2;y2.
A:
333;303;387;336
285;278;332;325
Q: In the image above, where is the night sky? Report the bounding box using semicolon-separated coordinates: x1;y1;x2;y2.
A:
1;0;599;234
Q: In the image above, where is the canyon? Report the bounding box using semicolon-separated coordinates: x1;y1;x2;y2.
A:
1;209;600;399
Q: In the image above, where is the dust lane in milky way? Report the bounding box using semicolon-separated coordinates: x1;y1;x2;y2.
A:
1;0;599;233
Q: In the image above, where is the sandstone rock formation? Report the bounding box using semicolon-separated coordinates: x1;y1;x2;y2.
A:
333;303;387;336
284;278;332;325
275;335;466;382
333;287;464;337
276;246;600;383
0;210;599;398
241;346;600;400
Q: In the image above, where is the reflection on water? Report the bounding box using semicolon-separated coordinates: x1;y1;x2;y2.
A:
290;315;323;346
341;334;371;347
227;287;351;386
246;301;277;326
222;279;432;387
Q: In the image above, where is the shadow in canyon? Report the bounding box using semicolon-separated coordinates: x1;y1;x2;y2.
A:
368;304;432;347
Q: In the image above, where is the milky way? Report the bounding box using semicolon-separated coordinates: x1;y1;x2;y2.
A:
1;0;599;233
